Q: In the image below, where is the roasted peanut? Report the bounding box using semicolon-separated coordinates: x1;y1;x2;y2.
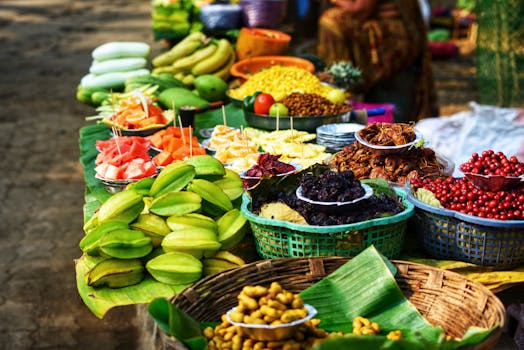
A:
290;296;304;309
267;299;286;311
387;330;403;341
243;285;268;298
238;294;258;310
203;326;215;339
229;311;244;323
281;309;308;323
268;282;283;294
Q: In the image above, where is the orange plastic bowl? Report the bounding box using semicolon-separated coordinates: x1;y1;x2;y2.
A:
230;56;315;80
235;27;291;60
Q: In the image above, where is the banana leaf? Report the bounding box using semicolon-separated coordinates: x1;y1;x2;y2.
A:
148;298;208;350
75;254;187;319
300;246;498;349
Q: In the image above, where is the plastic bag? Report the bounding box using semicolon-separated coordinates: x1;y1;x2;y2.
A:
416;102;524;176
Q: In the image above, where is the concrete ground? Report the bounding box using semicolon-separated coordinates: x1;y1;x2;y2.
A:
0;0;520;349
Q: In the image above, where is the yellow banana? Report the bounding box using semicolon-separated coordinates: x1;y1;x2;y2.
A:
211;45;236;81
182;74;195;86
191;39;232;76
152;31;205;67
172;43;217;73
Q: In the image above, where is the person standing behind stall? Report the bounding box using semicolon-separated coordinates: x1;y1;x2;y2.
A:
317;0;439;121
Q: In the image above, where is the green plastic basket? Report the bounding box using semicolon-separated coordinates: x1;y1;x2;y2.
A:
240;188;414;259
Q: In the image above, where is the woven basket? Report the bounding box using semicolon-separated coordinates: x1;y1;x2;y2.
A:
407;190;524;268
160;257;505;350
240;188;414;259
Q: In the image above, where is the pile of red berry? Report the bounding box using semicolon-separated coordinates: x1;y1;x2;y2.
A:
411;176;524;220
459;150;524;176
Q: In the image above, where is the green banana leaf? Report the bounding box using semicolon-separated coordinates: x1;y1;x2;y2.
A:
300;246;497;349
148;298;208;350
146;246;497;350
75;254;187;319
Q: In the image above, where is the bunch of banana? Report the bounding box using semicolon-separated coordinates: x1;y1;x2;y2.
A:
151;31;236;85
80;155;248;289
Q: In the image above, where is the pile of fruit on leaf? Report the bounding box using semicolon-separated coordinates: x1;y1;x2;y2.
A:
80;155;250;289
151;31;235;87
250;164;404;226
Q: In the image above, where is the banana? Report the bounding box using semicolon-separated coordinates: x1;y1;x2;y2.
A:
211;44;236;81
186;179;233;215
216;208;248;250
213;177;244;201
149;162;196;197
166;213;218;232
191;38;232;76
130;213;171;247
98;228;153;259
79;220;129;256
87;258;145;288
152;32;205;67
152;65;176;75
181;74;195;87
162;227;221;259
172;43;217;73
97;189;144;224
183;155;226;178
149;191;202;216
146;252;202;285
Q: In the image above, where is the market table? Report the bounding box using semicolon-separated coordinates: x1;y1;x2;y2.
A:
77;103;523;348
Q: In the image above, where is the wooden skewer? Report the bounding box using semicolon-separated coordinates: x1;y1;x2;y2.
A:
189;125;193;157
221;105;227;126
178;115;186;145
276;109;279;131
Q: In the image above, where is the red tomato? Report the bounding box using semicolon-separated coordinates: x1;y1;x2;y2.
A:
254;93;275;115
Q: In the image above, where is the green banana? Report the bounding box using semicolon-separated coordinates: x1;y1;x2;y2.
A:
97;189;144;224
162;227;221;258
216;208;248;250
149;191;202;216
213;177;244;201
79;220;129;256
211;43;235;80
172;43;217;73
146;252;202;285
183;155;226;178
191;39;232;76
98;228;153;259
87;258;145;288
187;178;233;215
125;177;155;195
166;213;218;232
152;31;205;67
149;163;196;198
130;213;171;247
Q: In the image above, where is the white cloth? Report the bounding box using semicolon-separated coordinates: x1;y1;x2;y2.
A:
416;102;524;176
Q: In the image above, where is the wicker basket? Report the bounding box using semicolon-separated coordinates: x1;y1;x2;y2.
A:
159;257;505;350
407;190;524;268
240;188;414;259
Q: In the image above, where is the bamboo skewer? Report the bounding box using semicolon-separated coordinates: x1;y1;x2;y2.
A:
222;105;227;126
178;115;186;145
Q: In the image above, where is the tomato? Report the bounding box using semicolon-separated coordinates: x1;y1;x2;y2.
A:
254;93;275;115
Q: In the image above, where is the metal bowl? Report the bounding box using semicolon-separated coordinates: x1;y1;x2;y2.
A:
244;110;350;132
226;304;317;341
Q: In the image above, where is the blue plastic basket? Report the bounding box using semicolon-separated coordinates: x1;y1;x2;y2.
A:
407;190;524;268
241;188;414;259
